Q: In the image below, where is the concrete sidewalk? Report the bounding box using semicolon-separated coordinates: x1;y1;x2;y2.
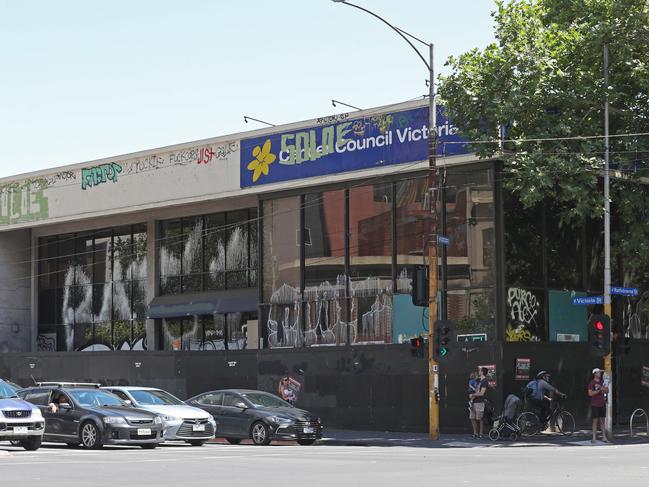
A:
319;428;649;448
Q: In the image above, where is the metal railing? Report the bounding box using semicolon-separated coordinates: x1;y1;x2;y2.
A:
629;408;649;437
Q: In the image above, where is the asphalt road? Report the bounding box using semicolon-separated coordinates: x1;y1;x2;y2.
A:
1;441;648;487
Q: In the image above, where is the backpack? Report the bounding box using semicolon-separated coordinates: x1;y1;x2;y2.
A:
524;380;538;398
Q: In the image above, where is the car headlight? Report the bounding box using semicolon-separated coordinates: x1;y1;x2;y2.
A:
103;416;127;425
269;415;294;425
153;416;162;425
31;409;43;419
161;415;180;422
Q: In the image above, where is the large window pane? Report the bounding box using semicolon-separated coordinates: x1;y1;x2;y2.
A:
263;197;301;348
348;184;393;344
159;220;182;294
206;213;226;291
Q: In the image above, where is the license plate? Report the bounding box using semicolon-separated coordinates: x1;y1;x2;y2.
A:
303;427;314;434
137;428;152;436
192;424;206;432
14;426;28;434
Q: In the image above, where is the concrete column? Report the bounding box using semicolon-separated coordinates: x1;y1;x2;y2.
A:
0;229;32;352
145;219;159;350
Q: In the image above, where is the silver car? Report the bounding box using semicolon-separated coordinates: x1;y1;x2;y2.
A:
102;386;215;446
0;379;45;450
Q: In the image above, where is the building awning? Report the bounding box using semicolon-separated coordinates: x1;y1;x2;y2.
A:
146;288;258;319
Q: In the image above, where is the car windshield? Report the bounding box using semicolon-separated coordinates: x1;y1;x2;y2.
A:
130;389;184;406
69;389;124;407
241;392;291;408
0;381;18;399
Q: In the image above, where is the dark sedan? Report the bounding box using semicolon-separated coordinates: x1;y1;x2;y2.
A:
18;384;164;449
186;389;322;445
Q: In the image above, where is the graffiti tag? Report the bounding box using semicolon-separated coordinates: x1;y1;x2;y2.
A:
0;181;49;225
81;162;123;190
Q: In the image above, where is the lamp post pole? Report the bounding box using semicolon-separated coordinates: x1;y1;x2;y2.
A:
332;0;440;440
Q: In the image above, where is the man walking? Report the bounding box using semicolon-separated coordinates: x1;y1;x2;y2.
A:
469;367;490;439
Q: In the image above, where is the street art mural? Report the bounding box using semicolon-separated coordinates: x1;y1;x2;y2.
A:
0;180;49;225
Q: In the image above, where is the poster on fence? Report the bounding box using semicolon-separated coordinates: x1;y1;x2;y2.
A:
515;358;531;381
479;364;497;388
641;366;649;388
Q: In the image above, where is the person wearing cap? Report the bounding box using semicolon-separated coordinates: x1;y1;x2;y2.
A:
588;368;610;443
529;370;566;425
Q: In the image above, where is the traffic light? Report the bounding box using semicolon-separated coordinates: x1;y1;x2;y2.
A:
411;265;429;307
434;320;454;360
409;336;426;357
588;314;611;357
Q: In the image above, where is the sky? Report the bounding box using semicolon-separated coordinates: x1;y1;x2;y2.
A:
0;0;497;179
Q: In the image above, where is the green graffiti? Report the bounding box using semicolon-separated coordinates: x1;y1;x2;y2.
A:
280;122;353;165
81;162;122;190
0;180;49;225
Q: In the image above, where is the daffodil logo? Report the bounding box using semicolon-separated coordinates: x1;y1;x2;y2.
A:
247;139;276;182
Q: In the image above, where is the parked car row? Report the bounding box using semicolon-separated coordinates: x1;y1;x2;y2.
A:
0;379;322;451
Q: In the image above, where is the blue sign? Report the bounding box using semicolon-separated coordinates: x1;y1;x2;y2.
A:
572;296;604;305
611;286;639;296
437;235;450;245
240;106;468;187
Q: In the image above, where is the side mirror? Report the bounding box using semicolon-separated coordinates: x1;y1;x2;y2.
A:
234;401;247;410
124;400;132;406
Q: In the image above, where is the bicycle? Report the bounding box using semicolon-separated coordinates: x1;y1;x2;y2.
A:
517;396;575;437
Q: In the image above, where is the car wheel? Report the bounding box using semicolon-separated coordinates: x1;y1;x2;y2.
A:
297;439;315;446
226;438;242;445
141;443;157;449
187;440;205;446
250;421;271;446
80;421;103;449
22;436;42;451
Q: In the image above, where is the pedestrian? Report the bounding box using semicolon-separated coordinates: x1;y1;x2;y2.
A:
588;368;610;443
467;371;478;412
278;376;296;405
469;367;490;438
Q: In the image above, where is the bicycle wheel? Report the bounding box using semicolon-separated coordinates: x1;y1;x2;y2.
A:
517;412;542;436
556;411;575;436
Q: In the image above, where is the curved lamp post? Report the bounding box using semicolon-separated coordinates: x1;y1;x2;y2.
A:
332;0;441;440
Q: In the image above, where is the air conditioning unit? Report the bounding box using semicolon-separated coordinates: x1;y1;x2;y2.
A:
556;333;580;342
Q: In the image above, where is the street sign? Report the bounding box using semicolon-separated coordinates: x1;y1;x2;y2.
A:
437;235;450;245
572;296;603;305
457;333;487;342
611;286;639;296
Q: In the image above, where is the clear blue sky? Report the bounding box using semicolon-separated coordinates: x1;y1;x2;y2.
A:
0;0;496;179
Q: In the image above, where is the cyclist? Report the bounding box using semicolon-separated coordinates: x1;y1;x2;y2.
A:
528;371;566;425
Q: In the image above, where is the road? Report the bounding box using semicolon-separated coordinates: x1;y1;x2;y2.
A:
1;441;647;486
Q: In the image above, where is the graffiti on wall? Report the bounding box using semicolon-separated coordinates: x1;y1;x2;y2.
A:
0;180;49;225
506;287;543;341
81;162;123;190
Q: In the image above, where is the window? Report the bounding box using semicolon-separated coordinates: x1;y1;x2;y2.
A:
197;392;223;406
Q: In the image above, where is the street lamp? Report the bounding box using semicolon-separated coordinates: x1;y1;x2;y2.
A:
332;0;441;440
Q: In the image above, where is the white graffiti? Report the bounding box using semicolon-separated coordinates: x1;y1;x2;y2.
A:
507;287;539;326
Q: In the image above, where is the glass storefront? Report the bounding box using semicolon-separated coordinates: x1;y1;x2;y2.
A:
37;224;147;351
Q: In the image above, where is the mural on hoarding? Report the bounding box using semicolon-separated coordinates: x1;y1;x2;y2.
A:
0;141;239;228
240;106;467;187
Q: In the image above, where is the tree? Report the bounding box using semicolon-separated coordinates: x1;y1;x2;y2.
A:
439;0;649;285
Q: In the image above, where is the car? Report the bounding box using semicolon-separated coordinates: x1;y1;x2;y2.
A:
0;379;45;450
102;386;216;446
18;383;164;449
186;389;322;446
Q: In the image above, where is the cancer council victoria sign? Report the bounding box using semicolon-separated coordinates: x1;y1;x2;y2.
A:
239;106;467;188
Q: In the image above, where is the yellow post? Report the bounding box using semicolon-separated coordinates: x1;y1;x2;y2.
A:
604;302;613;437
429;245;439;440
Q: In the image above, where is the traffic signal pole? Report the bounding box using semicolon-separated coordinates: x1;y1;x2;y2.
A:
603;42;613;438
427;42;440;441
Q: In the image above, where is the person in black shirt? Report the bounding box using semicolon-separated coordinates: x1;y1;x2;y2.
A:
469;367;490;438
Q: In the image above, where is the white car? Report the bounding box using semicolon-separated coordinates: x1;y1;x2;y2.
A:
102;386;215;446
0;379;45;450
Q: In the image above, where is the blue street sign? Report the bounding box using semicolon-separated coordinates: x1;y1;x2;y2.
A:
437;235;450;245
611;286;639;296
572;296;603;305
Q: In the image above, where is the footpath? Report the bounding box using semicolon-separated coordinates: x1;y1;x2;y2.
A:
317;428;649;448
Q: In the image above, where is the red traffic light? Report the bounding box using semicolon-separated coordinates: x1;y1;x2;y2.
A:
595;321;604;331
410;337;424;349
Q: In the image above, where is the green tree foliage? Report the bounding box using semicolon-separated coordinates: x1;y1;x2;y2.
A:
439;0;649;283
